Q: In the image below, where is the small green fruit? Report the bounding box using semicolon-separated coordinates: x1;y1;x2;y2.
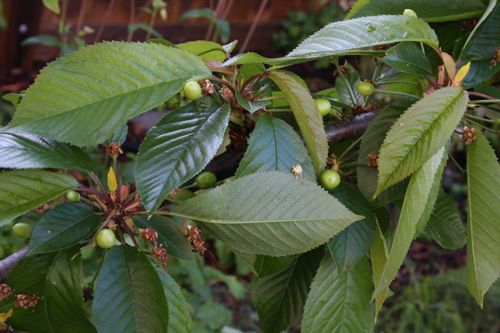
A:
356;81;375;96
165;94;180;109
320;169;341;190
403;9;418;17
196;171;217;189
183;81;202;100
66;190;80;202
12;223;32;239
96;229;116;249
315;98;331;117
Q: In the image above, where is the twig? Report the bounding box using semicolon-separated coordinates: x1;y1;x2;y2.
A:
0;247;28;282
468;91;495;100
75;0;88;35
94;0;118;43
240;0;269;52
126;0;136;42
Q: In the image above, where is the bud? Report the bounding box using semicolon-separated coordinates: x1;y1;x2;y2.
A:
368;152;379;169
15;294;39;309
0;284;13;301
463;126;477;145
153;245;168;268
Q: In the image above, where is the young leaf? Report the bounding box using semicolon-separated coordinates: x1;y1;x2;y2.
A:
460;0;499;61
252;248;323;333
8;42;211;146
269;71;328;174
327;184;376;271
174;171;362;256
92;246;169;333
375;86;468;197
42;0;60;14
6;248;96;333
0;130;94;170
235;114;316;181
134;215;193;259
234;91;270;113
466;129;500;307
424;190;466;249
335;62;364;106
382;42;433;76
346;0;486;22
301;256;373;333
136;98;230;212
156;269;193;333
373;147;447;299
0;170;78;226
29;203;101;255
177;40;227;62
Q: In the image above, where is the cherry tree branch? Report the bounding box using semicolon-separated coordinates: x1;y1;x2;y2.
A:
0;247;28;282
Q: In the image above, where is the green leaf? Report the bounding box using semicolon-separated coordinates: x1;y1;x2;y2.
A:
346;0;486;22
234;90;270;113
6;248;96;333
424;190;466;249
285;15;438;60
375;87;468;197
373;147;447;299
0;170;78;226
0;130;94;170
466;129;500;307
370;222;390;317
356;102;410;204
156;269;193;333
252;248;323;333
8;42;211;146
22;34;60;47
29;203;101;255
382;42;433;76
327;184;376;271
224;16;438;66
460;0;499;61
134;215;193;259
42;0;60;14
301;256;373;333
92;245;169;333
180;8;215;21
175;171;362;256
0;1;6;30
177;40;227;62
235;114;316;182
239;254;297;278
128;23;162;38
269;71;328;174
335;62;363;106
463;58;499;88
135;97;230;212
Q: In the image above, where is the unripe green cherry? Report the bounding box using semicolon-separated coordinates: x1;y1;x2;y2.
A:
183;81;202;100
165;94;180;109
356;81;375;96
319;169;341;190
12;222;32;239
315;98;331;117
403;9;418;17
96;229;116;249
196;171;217;189
66;190;80;202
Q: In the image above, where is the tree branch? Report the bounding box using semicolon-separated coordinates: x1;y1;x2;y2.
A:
0;247;28;282
206;112;377;178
